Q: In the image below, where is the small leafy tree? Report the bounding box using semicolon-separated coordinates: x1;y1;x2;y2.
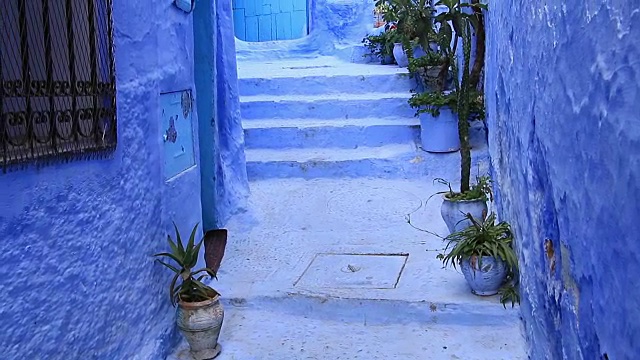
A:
374;0;436;57
432;0;487;194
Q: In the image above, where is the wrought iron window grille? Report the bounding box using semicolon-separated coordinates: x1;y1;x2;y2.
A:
0;0;117;172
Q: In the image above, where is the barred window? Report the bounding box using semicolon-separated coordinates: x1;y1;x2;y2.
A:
0;0;116;171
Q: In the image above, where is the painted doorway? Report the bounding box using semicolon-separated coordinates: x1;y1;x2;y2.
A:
232;0;308;42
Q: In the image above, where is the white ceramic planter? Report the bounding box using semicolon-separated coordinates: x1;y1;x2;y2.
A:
176;296;224;360
440;196;487;234
393;43;409;67
461;256;508;296
419;108;460;153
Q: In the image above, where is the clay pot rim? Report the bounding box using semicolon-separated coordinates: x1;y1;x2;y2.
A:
178;295;220;310
442;194;487;203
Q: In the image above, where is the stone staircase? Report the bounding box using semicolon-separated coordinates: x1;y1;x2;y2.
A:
237;57;487;180
177;57;528;360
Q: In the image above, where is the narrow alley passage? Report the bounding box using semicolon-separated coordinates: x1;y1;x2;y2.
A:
169;57;525;359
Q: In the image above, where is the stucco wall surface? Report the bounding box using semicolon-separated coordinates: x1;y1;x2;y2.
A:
214;0;251;226
486;1;640;359
0;2;203;359
195;0;250;230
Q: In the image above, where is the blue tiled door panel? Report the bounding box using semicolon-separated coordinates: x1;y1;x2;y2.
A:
161;90;196;180
233;0;307;41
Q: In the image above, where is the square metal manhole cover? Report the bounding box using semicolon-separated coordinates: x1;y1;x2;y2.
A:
294;253;408;289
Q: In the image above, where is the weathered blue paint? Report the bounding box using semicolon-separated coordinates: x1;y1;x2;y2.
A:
0;2;216;359
235;0;374;62
232;0;308;42
162;90;197;180
486;2;640;359
193;0;250;230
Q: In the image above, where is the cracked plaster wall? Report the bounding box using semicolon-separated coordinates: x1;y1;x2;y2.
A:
486;1;640;359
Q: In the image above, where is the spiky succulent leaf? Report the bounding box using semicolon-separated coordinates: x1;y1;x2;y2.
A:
155;259;180;274
153;252;184;267
155;223;219;306
173;222;185;253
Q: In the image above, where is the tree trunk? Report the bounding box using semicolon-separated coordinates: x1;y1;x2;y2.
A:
459;122;471;193
469;0;485;90
437;56;450;92
458;23;473;194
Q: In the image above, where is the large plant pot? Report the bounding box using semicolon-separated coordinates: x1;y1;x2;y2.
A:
440;196;487;234
461;256;508;296
393;43;409;67
414;67;453;93
413;66;441;93
381;54;395;65
393;44;427;68
413;45;427;58
176;296;224;360
419;108;460;153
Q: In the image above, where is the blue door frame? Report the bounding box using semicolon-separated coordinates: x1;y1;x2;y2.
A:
232;0;308;41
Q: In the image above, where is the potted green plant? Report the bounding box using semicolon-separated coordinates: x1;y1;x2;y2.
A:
376;0;436;67
154;223;223;360
408;90;484;153
429;0;488;227
435;175;491;233
407;52;448;92
437;212;518;297
362;26;401;65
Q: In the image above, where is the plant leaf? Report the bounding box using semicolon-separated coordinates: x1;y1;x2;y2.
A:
167;235;181;257
155;259;180;274
193;267;217;280
169;272;180;307
153;252;184;267
173;222;184;253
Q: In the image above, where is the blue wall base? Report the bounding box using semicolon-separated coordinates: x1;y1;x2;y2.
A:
486;2;640;359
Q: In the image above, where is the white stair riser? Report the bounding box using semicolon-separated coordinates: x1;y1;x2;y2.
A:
241;97;415;119
239;74;416;96
244;124;419;149
247;152;489;180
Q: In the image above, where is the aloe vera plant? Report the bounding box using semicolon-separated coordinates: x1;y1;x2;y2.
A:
154;223;218;306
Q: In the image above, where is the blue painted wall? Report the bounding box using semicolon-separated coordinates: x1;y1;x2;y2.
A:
0;2;204;359
486;2;640;359
195;0;250;230
232;0;308;41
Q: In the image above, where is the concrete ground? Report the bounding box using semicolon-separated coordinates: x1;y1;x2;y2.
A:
169;178;527;360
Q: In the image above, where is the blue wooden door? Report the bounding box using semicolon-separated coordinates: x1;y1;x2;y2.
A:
233;0;308;42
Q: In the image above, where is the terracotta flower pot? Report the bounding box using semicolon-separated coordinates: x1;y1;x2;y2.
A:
176;296;224;360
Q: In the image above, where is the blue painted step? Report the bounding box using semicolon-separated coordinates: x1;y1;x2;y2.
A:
240;93;415;120
245;143;489;180
243;117;420;149
239;73;415;96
